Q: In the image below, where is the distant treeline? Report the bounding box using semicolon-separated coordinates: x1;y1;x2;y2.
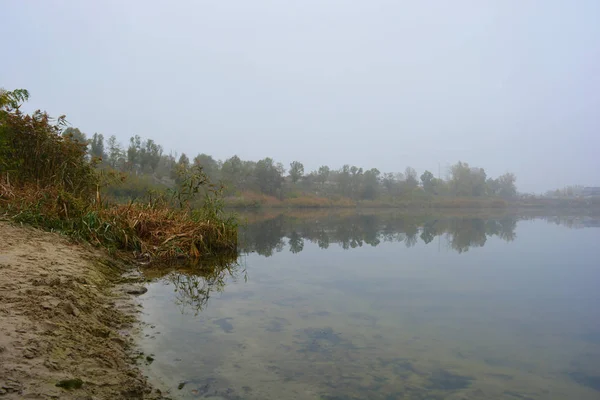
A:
75;131;518;205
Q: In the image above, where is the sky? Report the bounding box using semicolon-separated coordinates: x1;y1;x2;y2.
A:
2;0;599;193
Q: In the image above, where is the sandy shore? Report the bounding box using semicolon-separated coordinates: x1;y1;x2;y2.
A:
0;221;163;399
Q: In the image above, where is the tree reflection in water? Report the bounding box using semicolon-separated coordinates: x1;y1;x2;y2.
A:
144;256;241;315
147;212;593;315
240;212;521;256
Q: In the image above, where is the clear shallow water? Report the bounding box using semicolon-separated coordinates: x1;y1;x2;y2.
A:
138;213;600;399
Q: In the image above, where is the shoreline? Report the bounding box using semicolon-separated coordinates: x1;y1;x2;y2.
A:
0;221;164;399
224;198;600;212
231;205;600;219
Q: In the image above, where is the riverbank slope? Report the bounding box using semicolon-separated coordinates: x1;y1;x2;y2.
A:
0;221;161;399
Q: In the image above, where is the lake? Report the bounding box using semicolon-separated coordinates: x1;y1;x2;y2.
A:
137;212;600;399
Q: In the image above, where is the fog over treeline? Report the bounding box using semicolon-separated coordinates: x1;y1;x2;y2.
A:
3;1;598;193
74;130;521;202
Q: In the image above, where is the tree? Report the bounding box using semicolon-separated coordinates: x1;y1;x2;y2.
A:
496;172;517;198
276;162;285;178
155;153;176;179
178;153;190;167
221;155;247;191
127;135;141;171
382;172;405;196
317;165;330;185
404;167;418;190
171;153;190;184
255;157;284;197
140;139;162;173
362;168;380;199
289;161;304;184
449;161;471;196
336;165;352;197
449;161;486;196
349;166;364;198
62;127;87;145
60;127;88;160
472;168;487;196
420;170;434;193
382;173;396;193
193;153;219;182
221;155;242;177
430;177;447;195
89;133;105;160
107;135;125;169
486;178;500;196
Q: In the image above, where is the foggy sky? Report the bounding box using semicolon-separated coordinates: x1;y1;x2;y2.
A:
2;0;598;193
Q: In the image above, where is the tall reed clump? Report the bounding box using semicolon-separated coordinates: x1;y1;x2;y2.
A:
0;88;237;263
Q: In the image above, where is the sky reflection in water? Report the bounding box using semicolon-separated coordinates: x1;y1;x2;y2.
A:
138;212;600;400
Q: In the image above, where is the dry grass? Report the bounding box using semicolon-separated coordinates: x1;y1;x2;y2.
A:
0;182;237;263
99;202;237;260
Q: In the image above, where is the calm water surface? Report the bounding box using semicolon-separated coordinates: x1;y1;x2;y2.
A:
138;213;600;399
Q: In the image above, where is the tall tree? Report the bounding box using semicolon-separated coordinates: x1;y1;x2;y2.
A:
127;135;142;172
141;139;163;173
62;127;87;153
221;155;244;190
405;167;418;190
255;157;283;197
496;172;517;198
194;153;219;182
449;161;486;196
89;133;105;160
178;153;190;167
349;166;364;198
289;161;304;184
362;168;380;199
472;168;487;196
382;172;399;195
420;170;435;193
336;165;352;197
107;135;124;169
171;153;190;184
317;165;330;186
155;153;176;179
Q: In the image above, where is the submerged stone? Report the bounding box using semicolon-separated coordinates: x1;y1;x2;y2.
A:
55;378;83;390
122;285;148;295
427;369;473;391
214;317;234;333
568;371;600;391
